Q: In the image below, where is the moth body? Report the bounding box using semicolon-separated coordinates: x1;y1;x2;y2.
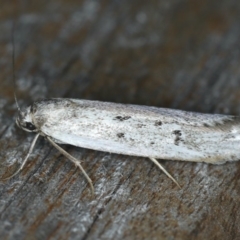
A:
16;98;240;164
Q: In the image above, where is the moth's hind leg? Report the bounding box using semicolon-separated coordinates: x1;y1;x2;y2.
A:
47;137;94;194
149;157;181;188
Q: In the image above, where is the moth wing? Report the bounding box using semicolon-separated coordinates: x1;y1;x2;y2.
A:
34;99;240;163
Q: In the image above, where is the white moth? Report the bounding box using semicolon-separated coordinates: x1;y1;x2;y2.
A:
8;98;240;193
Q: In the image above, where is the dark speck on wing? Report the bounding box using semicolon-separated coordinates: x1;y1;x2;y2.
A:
114;116;131;121
117;133;125;138
154;121;162;126
172;130;183;146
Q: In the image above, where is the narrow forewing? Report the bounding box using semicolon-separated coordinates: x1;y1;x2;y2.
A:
32;99;240;164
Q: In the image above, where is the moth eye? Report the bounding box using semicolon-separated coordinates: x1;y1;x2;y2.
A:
25;122;36;131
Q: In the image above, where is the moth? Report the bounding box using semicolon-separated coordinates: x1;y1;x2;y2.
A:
7;98;240;193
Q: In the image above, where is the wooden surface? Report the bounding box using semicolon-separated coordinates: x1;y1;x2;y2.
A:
0;0;240;239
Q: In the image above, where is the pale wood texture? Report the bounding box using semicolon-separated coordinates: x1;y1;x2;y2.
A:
0;0;240;239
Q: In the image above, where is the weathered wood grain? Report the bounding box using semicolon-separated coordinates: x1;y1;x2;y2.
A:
0;0;240;239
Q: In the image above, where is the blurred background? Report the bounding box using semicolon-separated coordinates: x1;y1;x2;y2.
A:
0;0;240;239
1;0;240;112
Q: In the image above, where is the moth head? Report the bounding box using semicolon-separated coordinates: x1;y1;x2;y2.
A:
16;106;37;132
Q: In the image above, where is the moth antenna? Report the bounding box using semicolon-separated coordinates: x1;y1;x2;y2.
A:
149;157;181;189
11;20;21;113
1;133;40;180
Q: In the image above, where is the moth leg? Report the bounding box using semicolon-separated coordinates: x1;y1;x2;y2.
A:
1;133;40;180
149;157;181;188
47;136;94;194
